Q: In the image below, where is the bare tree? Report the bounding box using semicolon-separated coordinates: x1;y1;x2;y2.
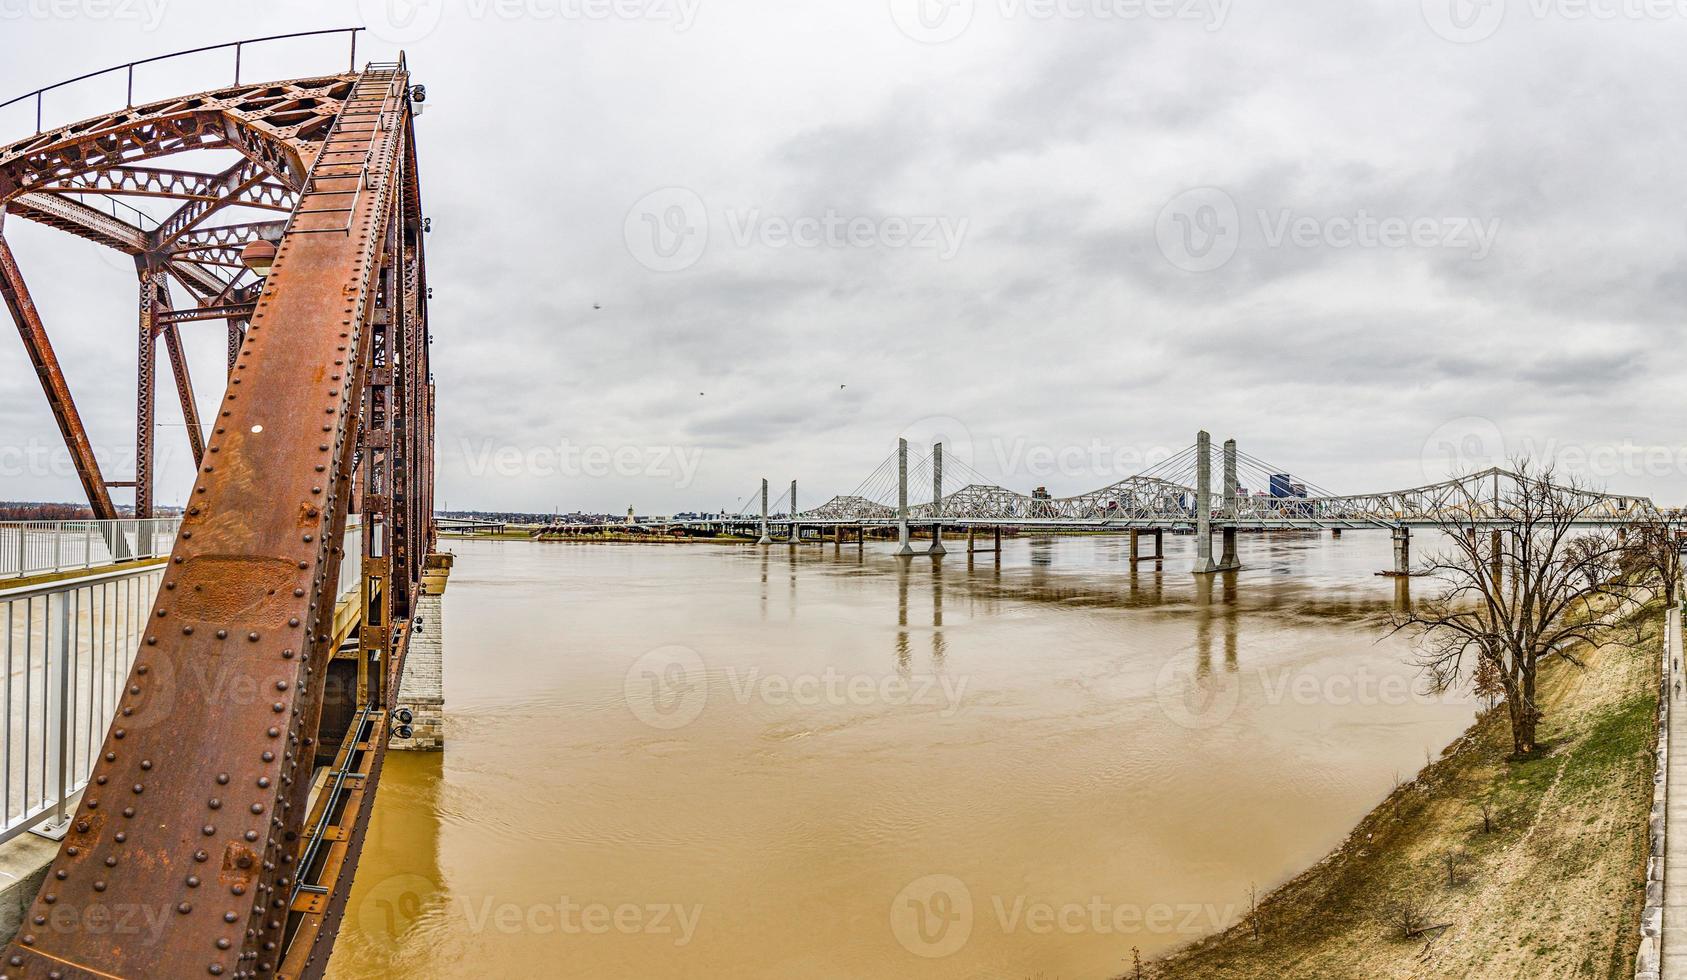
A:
1387;896;1437;939
1478;799;1495;834
1395;463;1631;757
1625;519;1683;607
1439;848;1472;886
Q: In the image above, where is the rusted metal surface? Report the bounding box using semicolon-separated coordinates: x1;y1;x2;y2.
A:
0;54;433;979
0;235;118;520
0;70;364;522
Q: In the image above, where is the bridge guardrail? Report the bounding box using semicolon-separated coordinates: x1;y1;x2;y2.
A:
0;562;164;844
1;519;182;580
0;518;362;845
0;28;364;146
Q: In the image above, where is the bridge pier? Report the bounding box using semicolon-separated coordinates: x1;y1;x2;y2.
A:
1219;526;1240;570
1193;430;1218;574
390;559;451;751
929;443;947;556
1331;528;1342;539
789;480;798;546
1386;526;1411;576
1214;438;1241;571
897;438;915;556
1129;528;1164;563
757;478;772;545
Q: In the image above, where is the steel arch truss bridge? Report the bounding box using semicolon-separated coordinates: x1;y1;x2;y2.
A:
795;441;1667;530
1;49;435;980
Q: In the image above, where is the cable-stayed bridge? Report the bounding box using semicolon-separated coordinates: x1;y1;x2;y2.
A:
667;431;1670;574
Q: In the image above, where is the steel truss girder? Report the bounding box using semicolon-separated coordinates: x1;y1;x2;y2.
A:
1;64;434;980
800;467;1666;529
36;164;295;213
0;75;360;204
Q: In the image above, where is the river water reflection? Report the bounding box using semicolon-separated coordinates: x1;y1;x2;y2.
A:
327;532;1472;979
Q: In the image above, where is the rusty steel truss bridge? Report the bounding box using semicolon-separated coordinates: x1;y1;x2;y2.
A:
1;30;436;979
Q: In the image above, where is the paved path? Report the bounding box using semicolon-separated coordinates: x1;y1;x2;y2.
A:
1662;609;1687;978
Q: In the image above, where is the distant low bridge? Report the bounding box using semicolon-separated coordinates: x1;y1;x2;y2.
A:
661;431;1670;574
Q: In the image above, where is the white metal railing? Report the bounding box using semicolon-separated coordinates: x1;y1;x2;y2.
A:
0;518;182;579
0;516;362;845
1;562;163;844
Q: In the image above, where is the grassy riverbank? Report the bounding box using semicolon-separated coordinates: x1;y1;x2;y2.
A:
1151;606;1660;980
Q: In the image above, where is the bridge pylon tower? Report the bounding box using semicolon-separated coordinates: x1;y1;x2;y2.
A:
896;438;914;556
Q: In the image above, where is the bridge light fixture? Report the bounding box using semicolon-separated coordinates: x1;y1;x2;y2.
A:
241;239;277;277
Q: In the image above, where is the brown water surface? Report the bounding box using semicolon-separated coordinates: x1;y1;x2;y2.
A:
327;532;1471;979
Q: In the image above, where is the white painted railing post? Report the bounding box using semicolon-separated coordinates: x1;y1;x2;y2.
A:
42;589;72;836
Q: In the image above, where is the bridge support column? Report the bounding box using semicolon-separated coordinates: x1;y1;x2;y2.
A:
1389;526;1411;576
789;480;799;546
1331;528;1341;538
1219;526;1239;570
967;526;976;553
391;585;448;751
1215;438;1241;571
1129;529;1139;562
757;478;772;545
1154;528;1163;560
897;438;914;556
1193;430;1218;574
929;443;947;556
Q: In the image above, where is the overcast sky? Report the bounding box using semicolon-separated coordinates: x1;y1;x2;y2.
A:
0;0;1683;515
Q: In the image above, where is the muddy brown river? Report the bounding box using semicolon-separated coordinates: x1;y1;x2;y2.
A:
326;532;1472;979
